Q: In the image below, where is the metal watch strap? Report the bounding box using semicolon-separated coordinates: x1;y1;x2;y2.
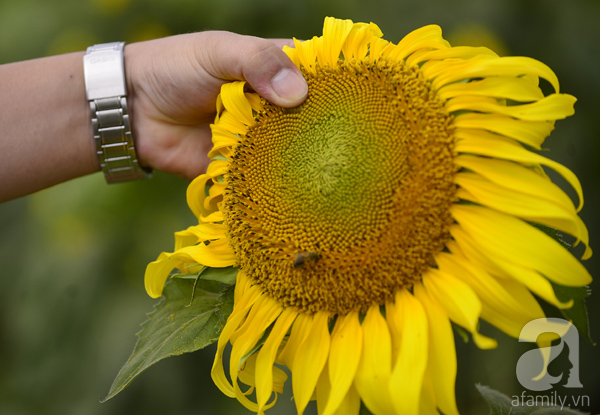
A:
84;42;151;183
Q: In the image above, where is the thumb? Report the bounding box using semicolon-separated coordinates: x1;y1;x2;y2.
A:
202;32;308;108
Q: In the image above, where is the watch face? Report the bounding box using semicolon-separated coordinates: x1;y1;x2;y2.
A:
84;43;127;100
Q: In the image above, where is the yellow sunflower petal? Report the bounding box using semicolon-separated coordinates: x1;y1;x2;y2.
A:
368;36;391;60
451;204;592;287
316;360;332;415
277;312;312;367
447;93;576;121
144;252;181;298
237;353;259;388
184;238;235;266
407;45;497;67
454;113;554;149
387;289;428;415
321;311;362;415
229;295;282;384
207;129;238;159
230;291;278;346
238;353;288;396
172;230;198;251
449;226;573;309
333;384;361;415
387;25;449;62
232;268;251;303
414;283;459;415
422;269;497;349
220;81;255;126
318;17;354;67
436;251;545;338
272;366;288;394
204;180;226;212
187;160;229;219
174;222;227;250
354;305;396;415
423;55;560;92
455;155;576;211
292;311;331;415
283;43;300;68
255;308;297;411
455;172;589;253
216;106;250;135
479;293;542;339
186;174;212;219
438;76;545;102
341;22;383;60
210;118;244;140
419;369;441;415
211;284;262;397
230;296;283;412
214;93;224;120
245;92;262;112
144;239;235;298
455;130;585;216
317;363;361;415
292;36;319;72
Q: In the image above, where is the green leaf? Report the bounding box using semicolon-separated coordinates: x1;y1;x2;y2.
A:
199;266;239;285
102;277;232;402
216;284;235;322
477;384;530;415
531;223;571;249
550;282;594;345
172;266;238;307
172;266;239;285
476;384;589;415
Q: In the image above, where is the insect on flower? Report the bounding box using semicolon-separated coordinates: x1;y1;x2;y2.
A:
293;251;321;268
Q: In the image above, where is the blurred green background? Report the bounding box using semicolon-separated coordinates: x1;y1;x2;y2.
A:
1;0;599;414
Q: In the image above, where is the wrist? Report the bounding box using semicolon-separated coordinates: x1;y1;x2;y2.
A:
122;39;161;171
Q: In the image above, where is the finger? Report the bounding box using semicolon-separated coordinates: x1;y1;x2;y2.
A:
200;32;308;108
131;115;213;180
268;38;297;49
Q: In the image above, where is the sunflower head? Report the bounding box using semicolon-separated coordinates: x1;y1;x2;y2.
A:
224;55;459;316
145;17;591;415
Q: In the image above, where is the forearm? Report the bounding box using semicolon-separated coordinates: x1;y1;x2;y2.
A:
0;33;307;203
0;52;98;202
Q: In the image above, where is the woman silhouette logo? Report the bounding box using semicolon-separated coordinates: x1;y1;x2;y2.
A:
516;318;583;391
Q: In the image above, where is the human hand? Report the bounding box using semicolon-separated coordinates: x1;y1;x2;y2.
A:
125;32;308;180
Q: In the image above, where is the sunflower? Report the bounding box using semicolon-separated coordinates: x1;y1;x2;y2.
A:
145;17;592;415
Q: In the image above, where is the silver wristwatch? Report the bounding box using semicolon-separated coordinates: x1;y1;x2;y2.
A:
83;42;151;183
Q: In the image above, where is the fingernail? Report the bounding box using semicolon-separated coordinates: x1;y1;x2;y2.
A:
271;69;308;103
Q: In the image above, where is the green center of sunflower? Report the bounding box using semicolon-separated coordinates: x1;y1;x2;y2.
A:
223;59;457;314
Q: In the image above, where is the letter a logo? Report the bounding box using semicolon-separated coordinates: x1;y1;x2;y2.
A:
516;318;583;391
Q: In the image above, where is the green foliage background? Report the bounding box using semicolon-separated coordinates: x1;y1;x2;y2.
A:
1;0;599;414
